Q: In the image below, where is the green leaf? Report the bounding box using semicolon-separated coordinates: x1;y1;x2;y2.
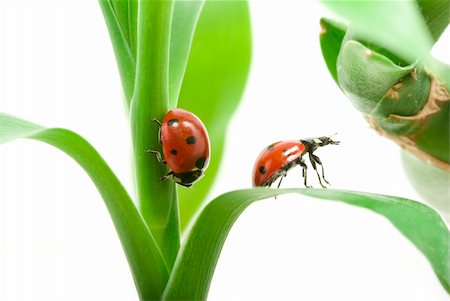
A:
319;18;346;85
163;188;450;300
109;0;131;47
0;113;169;300
128;0;138;56
99;0;136;105
417;0;450;42
177;0;252;231
130;0;180;268
337;40;414;115
100;0;207;110
402;151;450;220
371;67;430;121
319;0;450;81
169;0;205;107
321;0;434;65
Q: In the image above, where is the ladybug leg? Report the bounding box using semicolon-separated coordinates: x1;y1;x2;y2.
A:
311;154;330;185
308;154;327;188
272;173;286;199
276;173;286;189
151;118;162;126
150;118;163;145
160;171;174;182
298;158;312;188
146;149;167;165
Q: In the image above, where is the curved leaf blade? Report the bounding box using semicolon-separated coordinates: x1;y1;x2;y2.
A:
131;0;180;268
163;188;449;300
0;113;169;300
177;0;252;231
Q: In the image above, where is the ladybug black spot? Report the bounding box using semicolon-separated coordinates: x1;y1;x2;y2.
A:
167;119;179;126
186;136;197;144
259;166;266;174
195;157;207;169
170;149;178;155
266;144;275;151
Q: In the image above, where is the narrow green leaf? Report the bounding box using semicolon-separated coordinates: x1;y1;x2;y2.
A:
169;0;205;107
177;0;252;231
131;0;180;268
417;0;450;42
321;0;434;65
109;0;131;46
0;113;169;300
128;0;138;56
319;18;346;85
164;188;449;300
99;0;136;106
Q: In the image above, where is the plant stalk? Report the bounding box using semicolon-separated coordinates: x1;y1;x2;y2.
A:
131;0;180;269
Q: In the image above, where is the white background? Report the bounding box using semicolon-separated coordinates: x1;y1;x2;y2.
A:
0;1;449;300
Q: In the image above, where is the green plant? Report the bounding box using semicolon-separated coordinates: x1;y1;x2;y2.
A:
319;0;450;219
0;1;449;300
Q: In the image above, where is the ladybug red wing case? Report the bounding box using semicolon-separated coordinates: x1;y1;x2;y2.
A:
149;108;211;187
161;109;210;173
252;141;305;187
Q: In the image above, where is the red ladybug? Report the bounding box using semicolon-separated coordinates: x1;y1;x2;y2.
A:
147;108;210;187
252;136;339;188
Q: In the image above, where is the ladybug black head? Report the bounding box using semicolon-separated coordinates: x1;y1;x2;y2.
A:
173;170;204;187
306;135;340;148
316;136;340;147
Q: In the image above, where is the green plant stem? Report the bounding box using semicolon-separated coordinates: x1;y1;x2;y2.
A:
131;0;180;269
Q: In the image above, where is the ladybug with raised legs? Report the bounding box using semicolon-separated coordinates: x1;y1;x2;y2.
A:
252;136;339;188
147;108;210;187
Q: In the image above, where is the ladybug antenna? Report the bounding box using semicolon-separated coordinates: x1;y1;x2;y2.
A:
328;133;340;145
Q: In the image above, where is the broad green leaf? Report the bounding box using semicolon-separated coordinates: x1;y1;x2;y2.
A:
338;44;449;166
371;67;430;120
99;0;136;105
0;113;169;300
177;0;252;231
163;189;450;300
337;40;414;115
319;0;449;83
130;0;180;268
169;0;205;107
321;0;434;65
319;18;346;85
402;151;450;220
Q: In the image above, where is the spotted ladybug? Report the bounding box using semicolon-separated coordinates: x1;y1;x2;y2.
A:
252;136;339;188
147;108;210;187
